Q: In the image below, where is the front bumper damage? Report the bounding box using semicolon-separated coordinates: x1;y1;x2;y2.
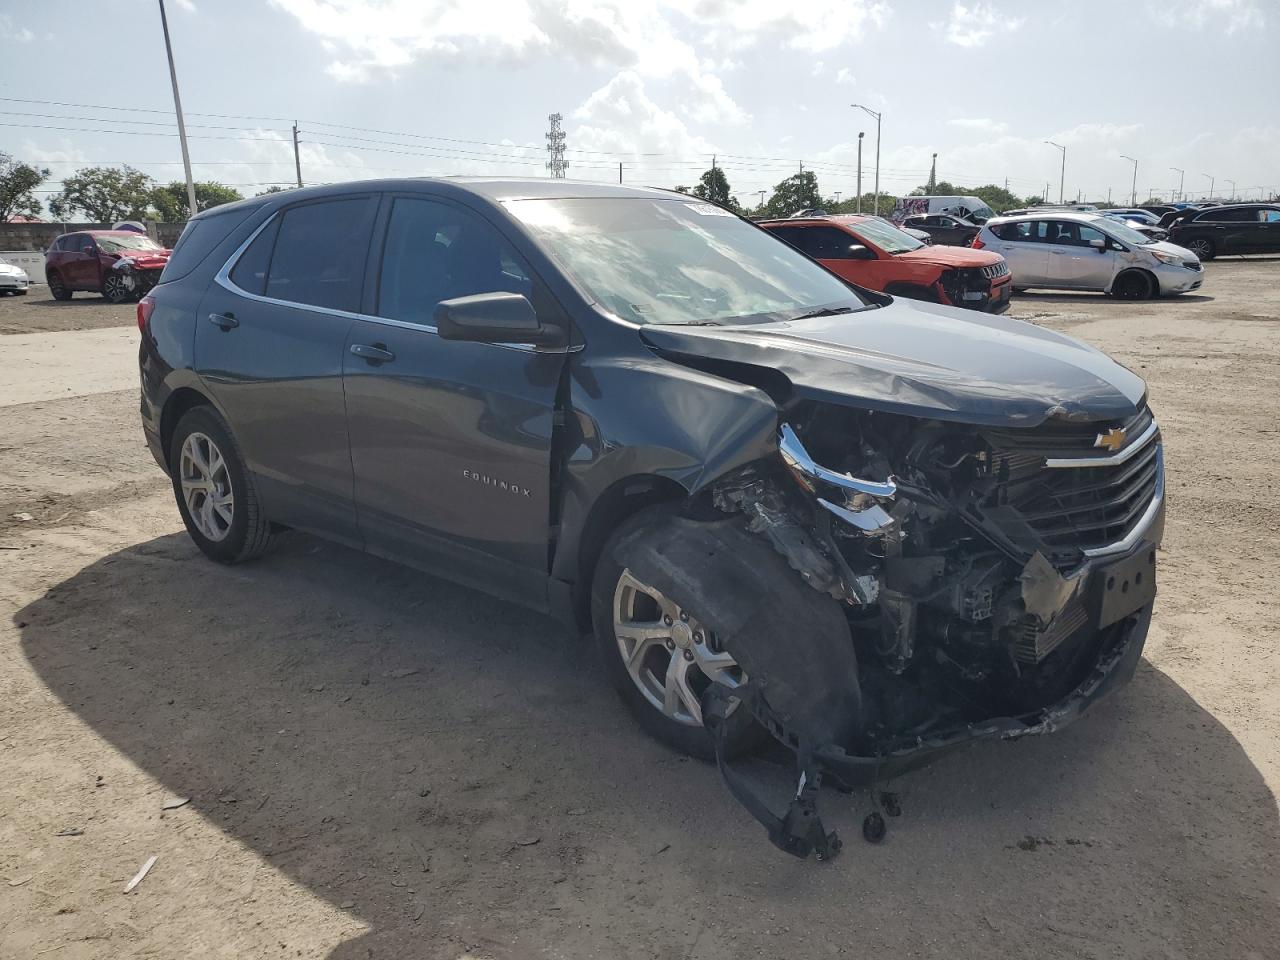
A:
696;414;1164;860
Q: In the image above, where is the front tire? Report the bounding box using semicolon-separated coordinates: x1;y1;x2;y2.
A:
47;272;72;300
1185;237;1215;261
102;272;132;304
169;406;276;564
592;508;861;760
1111;269;1154;300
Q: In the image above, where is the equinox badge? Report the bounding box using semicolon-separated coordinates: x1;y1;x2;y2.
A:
462;468;532;498
1094;427;1127;453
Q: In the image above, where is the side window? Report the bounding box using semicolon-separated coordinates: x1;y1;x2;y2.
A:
995;221;1041;242
1078;225;1106;246
1044;221;1079;245
1259;209;1280;222
800;226;858;259
263;196;378;312
765;226;805;248
230;218;280;296
377;197;534;326
1198;208;1250;223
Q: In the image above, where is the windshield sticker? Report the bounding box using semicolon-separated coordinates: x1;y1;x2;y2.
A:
685;202;734;217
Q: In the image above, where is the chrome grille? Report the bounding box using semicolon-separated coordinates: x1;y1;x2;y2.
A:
1183;260;1203;271
982;407;1162;564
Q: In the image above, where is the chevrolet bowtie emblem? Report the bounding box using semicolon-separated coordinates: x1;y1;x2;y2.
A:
1094;427;1127;452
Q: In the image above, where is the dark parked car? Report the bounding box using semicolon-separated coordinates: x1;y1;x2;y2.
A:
45;230;171;302
140;179;1165;858
1167;203;1280;260
900;213;980;246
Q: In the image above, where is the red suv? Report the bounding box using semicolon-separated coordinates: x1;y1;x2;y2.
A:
760;215;1013;312
45;230;171;303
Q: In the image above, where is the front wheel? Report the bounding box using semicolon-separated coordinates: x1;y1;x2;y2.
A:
1111;270;1154;300
592;508;862;760
102;272;133;304
169;406;276;564
1184;237;1215;261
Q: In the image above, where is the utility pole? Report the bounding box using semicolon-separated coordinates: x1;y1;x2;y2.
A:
1203;173;1214;200
1170;166;1184;201
1045;141;1066;205
834;191;842;205
1121;154;1137;206
1004;176;1008;192
853;104;882;215
756;190;766;209
618;162;622;184
545;113;568;178
856;132;864;213
1226;179;1236;201
157;0;197;219
927;152;937;193
292;122;303;188
1107;186;1112;204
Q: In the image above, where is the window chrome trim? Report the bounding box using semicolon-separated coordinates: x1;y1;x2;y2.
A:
213;211;577;355
1081;444;1164;559
1044;418;1159;469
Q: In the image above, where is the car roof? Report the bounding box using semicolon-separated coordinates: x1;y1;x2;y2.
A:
189;177;686;223
757;215;871;227
987;211;1104;224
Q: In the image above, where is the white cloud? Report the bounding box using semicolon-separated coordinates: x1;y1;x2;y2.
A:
835;67;855;85
1145;0;1265;33
811;60;825;76
947;117;1009;134
1;14;36;41
689;0;890;53
934;3;1024;47
172;0;198;12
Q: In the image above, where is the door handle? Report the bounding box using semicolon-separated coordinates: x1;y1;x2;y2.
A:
350;342;395;364
1051;250;1067;255
207;312;239;330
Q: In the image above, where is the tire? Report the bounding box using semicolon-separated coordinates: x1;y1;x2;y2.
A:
47;272;72;300
1184;237;1215;261
591;507;861;761
1111;270;1154;300
168;406;276;564
102;272;132;304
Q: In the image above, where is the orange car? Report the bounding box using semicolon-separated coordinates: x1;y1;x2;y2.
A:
760;215;1013;313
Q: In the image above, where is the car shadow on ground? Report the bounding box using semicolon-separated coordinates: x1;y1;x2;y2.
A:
17;532;1278;959
1013;291;1215;305
18;295;114;308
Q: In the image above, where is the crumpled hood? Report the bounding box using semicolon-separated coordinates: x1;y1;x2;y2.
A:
639;299;1147;427
894;246;1001;269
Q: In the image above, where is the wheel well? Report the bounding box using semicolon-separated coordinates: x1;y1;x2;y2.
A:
160;387;214;464
1115;267;1158;297
569;474;688;630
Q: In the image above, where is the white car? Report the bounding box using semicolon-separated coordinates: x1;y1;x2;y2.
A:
0;261;31;295
974;211;1203;299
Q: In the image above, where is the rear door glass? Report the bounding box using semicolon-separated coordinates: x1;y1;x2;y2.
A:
229;218;280;296
799;226;857;259
263;197;379;312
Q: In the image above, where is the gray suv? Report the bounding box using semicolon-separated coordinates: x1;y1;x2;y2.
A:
140;179;1164;858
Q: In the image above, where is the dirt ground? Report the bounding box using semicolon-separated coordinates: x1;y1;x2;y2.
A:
1;267;1276;960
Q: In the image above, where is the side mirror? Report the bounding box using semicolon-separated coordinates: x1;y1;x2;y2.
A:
1089;238;1107;252
435;292;562;347
847;244;876;260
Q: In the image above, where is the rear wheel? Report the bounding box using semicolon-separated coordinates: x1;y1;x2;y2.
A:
1184;237;1215;261
47;272;72;300
169;406;276;564
1111;270;1154;300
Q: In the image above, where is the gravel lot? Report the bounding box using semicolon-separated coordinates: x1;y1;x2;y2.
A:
1;267;1276;960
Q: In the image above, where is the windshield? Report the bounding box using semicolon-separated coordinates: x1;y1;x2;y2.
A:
966;203;996;222
848;217;924;254
97;234;164;254
1098;218;1154;246
504;198;868;325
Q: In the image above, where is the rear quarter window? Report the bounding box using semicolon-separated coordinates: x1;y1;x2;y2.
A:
160;204;262;283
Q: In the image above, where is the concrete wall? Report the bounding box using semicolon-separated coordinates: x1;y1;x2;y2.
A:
0;222;186;285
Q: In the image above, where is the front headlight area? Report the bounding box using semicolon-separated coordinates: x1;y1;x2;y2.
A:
1148;249;1185;266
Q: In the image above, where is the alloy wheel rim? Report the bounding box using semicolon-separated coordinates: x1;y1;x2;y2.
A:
1188;239;1211;257
179;432;234;542
103;275;125;302
612;568;745;727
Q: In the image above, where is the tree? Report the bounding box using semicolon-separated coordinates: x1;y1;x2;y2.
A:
49;166;154;222
255;185;290;197
691;165;740;211
0;152;48;221
150;180;244;221
764;171;822;218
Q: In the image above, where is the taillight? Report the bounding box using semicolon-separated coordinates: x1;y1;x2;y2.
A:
970;235;985;249
137;293;156;332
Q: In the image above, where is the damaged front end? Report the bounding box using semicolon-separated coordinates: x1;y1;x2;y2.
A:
704;401;1164;858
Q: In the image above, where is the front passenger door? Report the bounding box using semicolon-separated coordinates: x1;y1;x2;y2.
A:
342;195;568;607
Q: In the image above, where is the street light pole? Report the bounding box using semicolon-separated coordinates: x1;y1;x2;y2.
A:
1045;141;1066;205
157;0;197;220
1203;173;1214;200
1170;167;1184;201
856;131;864;213
1121;154;1138;207
1226;179;1236;201
853;104;881;215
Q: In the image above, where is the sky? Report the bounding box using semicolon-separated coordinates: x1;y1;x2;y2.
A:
2;0;1278;210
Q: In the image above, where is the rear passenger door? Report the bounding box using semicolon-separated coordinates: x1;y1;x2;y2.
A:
994;221;1049;285
1249;208;1280;253
195;194;379;545
342;194;568;608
